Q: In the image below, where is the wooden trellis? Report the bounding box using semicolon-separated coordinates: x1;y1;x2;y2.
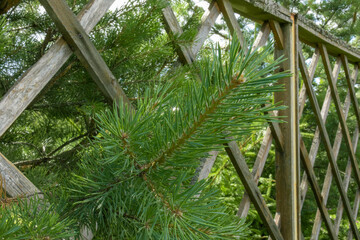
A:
1;0;360;239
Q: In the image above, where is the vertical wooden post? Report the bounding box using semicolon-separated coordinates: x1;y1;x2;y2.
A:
273;15;300;240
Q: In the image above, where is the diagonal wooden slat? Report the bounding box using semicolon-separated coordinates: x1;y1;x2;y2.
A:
308;56;341;162
319;44;360;188
341;55;360;127
269;20;284;50
0;0;117;138
299;49;360;240
0;153;41;197
236;21;283;219
237;128;273;217
299;55;341;211
267;112;285;152
0;0;116;208
217;0;246;49
299;137;337;240
164;0;220;67
191;1;221;55
252;22;271;52
311;92;352;239
348;188;360;240
39;0;132;109
310;62;359;239
334;127;359;236
162;5;195;65
298;49;320;118
225;141;284;240
197;151;218;181
195;9;276;185
334;64;359;238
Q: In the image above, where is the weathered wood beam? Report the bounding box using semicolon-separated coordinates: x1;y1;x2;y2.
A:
252;22;271;52
237;128;272;218
273;17;300;240
197;151;218;181
299;137;337;240
0;153;41;197
224;141;284;240
39;0;132;109
0;0;117;138
300;49;360;240
217;0;246;49
191;1;221;55
162;5;195;65
228;0;360;63
269;20;284;50
267;117;284;152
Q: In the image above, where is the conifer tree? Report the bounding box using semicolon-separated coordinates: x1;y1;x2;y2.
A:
58;37;287;239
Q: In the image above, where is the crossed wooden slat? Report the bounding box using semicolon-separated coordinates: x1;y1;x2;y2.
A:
2;0;360;239
0;0;119;199
299;45;360;239
308;57;359;239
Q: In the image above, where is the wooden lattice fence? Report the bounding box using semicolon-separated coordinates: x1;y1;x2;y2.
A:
1;0;360;239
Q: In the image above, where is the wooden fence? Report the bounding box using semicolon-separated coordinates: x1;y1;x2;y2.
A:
1;0;360;239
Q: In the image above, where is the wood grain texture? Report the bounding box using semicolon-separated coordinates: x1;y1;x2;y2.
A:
252;22;271;52
300;49;360;240
237;128;273;218
217;0;246;49
273;21;300;240
0;153;41;197
162;5;195;65
269;20;284;50
197;151;218;181
0;0;116;138
229;0;360;63
191;1;220;55
225;141;283;240
39;0;132;109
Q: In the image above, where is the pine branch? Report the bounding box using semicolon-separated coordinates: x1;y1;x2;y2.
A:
141;75;246;171
62;36;285;239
